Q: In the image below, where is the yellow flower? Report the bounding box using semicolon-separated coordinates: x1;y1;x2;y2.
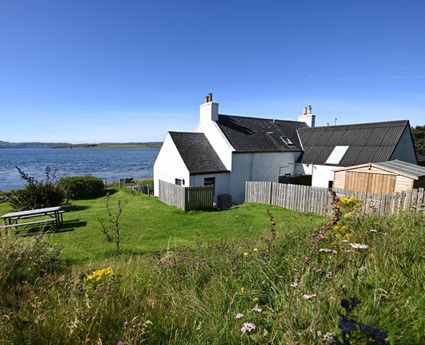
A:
86;267;114;282
253;247;258;252
243;252;249;256
240;287;245;293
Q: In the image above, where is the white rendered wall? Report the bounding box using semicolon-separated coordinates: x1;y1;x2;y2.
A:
153;133;190;196
231;152;299;203
311;165;336;188
390;126;418;164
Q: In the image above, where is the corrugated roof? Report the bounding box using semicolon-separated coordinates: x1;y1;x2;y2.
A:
169;132;229;175
217;114;307;153
374;160;425;179
298;120;409;166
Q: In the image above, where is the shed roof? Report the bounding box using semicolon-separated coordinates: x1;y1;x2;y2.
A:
334;160;425;180
169;132;229;175
217;114;307;153
298;120;410;166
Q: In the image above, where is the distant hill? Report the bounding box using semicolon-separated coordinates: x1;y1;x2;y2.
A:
0;141;162;149
0;141;70;148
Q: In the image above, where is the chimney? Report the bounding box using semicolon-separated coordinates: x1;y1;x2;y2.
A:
200;93;219;122
298;105;316;127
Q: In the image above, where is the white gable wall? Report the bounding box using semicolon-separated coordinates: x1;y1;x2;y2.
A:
153;133;190;196
195;100;235;170
231;152;300;203
390;126;417;163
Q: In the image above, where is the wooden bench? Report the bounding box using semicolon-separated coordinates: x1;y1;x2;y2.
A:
0;218;58;230
1;206;64;233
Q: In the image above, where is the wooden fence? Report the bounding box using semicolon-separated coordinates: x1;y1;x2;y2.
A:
158;180;213;211
245;181;425;216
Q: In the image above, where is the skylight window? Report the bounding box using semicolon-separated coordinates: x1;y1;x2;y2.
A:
281;136;294;146
326;146;349;164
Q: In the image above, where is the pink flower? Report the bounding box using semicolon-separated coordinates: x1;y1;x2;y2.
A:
235;313;244;319
241;322;256;333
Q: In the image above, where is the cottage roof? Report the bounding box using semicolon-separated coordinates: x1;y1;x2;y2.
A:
298;120;410;166
217;114;307;153
169;132;229;175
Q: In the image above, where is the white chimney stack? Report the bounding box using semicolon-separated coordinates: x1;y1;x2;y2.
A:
298;105;316;127
200;93;219;122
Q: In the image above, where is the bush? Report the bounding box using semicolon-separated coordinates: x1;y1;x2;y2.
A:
10;166;66;211
58;176;105;200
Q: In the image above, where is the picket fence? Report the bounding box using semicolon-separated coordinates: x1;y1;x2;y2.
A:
245;181;425;216
158;180;213;211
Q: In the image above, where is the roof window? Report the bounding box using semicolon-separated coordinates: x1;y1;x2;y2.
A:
281;136;294;146
326;146;349;164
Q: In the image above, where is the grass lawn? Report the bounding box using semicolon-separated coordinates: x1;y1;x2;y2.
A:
0;188;326;263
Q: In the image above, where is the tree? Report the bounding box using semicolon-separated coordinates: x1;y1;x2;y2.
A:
411;125;425;156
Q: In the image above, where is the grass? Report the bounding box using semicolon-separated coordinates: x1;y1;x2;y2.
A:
0;191;424;344
0;188;325;263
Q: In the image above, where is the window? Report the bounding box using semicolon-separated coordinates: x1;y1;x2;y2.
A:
175;178;182;186
281;136;294;146
325;146;349;164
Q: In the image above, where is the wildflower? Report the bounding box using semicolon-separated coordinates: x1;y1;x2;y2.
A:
117;341;123;345
290;283;298;288
136;322;142;328
303;294;317;300
252;306;262;313
326;271;333;279
235;313;244;319
123;320;129;327
323;332;334;343
319;248;337;255
240;287;245;293
253;247;258;252
86;267;115;282
241;322;256;333
349;243;369;250
243;252;249;256
358;322;388;340
338;317;357;333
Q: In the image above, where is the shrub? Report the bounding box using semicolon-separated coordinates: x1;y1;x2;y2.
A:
10;166;65;211
58;176;105;199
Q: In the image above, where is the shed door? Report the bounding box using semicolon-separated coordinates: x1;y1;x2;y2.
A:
345;172;396;194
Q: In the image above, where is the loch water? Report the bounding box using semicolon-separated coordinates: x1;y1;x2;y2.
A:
0;148;159;191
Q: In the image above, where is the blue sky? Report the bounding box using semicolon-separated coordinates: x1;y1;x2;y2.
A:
0;0;424;143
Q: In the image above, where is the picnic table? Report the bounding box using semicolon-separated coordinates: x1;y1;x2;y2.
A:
0;206;64;231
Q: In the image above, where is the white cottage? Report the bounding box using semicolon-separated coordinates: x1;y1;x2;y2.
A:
154;94;308;203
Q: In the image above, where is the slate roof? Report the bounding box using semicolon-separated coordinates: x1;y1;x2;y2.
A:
217;114;307;153
298;120;410;166
169;132;229;175
334;160;425;179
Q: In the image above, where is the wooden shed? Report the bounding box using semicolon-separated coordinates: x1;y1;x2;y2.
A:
333;160;425;194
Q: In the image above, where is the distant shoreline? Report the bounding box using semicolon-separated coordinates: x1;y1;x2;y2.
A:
52;144;162;149
0;141;162;149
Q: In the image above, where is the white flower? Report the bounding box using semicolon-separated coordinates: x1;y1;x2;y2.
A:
290;283;298;288
235;313;244;319
252;306;262;313
319;248;337;255
303;294;317;300
349;243;369;249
